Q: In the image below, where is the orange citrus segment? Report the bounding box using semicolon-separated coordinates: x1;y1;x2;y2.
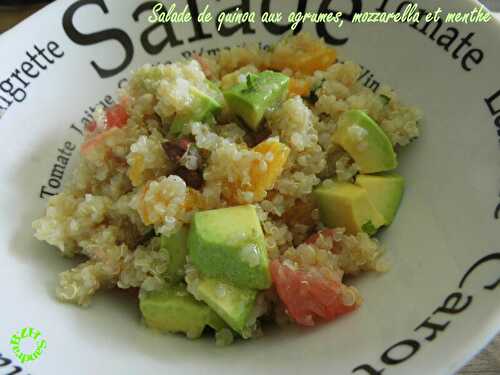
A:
288;78;311;97
250;138;290;201
271;35;337;75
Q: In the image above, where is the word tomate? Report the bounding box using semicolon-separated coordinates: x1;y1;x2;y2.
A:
39;141;76;199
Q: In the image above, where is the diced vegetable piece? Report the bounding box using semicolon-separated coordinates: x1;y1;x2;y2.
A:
86;104;128;132
271;259;359;326
355;173;405;225
332;110;397;173
223;71;289;130
313;180;385;235
188;205;271;289
169;85;222;137
105;104;129;128
81;104;129;155
195;276;257;334
139;284;226;338
161;226;188;283
80;127;118;155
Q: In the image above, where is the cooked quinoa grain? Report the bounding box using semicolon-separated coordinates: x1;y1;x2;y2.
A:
33;33;420;342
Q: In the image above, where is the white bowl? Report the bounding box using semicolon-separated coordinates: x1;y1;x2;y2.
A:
1;0;499;374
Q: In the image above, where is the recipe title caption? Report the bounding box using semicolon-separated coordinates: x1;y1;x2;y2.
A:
150;2;493;30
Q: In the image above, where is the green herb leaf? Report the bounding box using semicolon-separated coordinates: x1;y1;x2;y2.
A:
246;74;258;91
305;78;325;103
361;221;377;236
135;228;156;247
379;94;391;105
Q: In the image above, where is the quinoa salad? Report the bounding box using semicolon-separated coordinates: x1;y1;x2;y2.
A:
32;34;421;345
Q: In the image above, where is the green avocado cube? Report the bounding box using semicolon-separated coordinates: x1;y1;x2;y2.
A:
160;226;188;283
139;284;226;339
313;180;385;235
355;173;405;225
332;110;397;173
188;205;271;290
169;84;222;137
194;276;257;335
223;71;289;130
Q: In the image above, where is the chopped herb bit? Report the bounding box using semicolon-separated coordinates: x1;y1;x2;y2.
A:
305;79;325;103
168;119;187;137
202;112;216;126
380;94;391;105
312;79;326;91
243;74;259;94
361;221;377;236
135;228;156;247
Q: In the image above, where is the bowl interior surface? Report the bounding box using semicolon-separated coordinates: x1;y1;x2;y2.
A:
0;0;499;374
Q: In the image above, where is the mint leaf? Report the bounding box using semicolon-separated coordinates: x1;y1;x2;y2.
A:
362;221;377;236
244;74;258;93
305;79;325;103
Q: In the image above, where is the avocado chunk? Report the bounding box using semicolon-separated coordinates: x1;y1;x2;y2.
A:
160;226;188;283
355;173;405;225
313;180;385;235
223;71;289;130
139;284;226;339
169;84;222;137
332;110;397;173
188;205;271;289
194;276;257;335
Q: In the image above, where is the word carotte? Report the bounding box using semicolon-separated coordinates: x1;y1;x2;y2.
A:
353;252;500;374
